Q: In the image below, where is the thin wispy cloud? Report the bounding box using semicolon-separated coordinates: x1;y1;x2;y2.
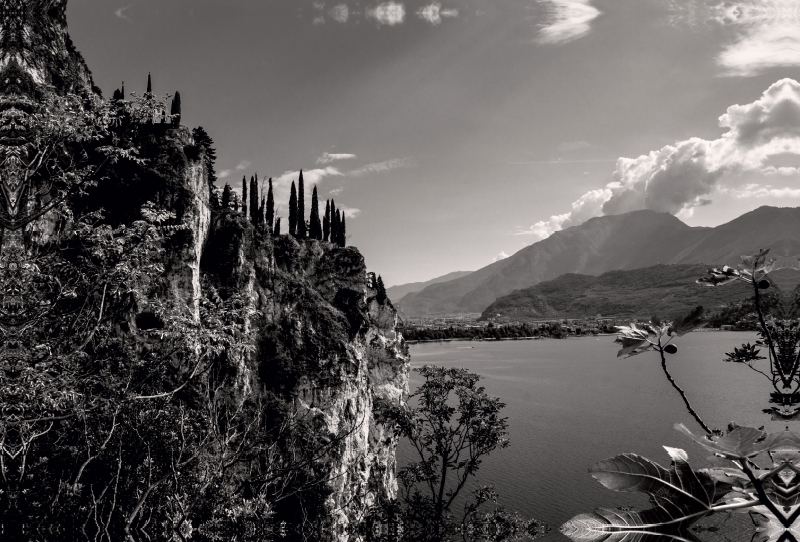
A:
329;187;344;196
347;157;415;177
519;78;800;239
417;3;459;25
339;205;361;219
670;1;800;76
317;152;357;164
493;251;509;262
330;4;349;23
218;170;231;180
367;2;406;26
723;183;800;199
558;140;592;152
537;0;601;44
114;6;132;21
236;160;251;171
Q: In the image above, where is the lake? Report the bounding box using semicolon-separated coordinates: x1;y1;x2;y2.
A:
402;332;782;540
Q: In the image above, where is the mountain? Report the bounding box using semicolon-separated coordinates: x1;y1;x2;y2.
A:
386;270;473;302
400;206;800;315
480;264;754;321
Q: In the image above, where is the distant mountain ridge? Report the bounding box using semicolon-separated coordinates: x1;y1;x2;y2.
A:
479;264;754;321
386;270;473;302
397;206;800;315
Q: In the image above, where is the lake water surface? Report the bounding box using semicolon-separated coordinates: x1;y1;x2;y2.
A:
402;332;784;540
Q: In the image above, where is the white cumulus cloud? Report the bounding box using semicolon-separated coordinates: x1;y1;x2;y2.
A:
537;0;601;44
521;78;800;239
368;2;406;25
330;4;349;23
493;251;510;262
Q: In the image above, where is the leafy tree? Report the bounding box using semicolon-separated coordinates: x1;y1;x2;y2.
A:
266;178;274;231
221;183;232;209
376;275;387;303
242;175;248;216
288;181;297;236
323;199;330;242
191;126;218;187
170;90;181;126
297;170;306;238
309;185;321;240
385;366;539;541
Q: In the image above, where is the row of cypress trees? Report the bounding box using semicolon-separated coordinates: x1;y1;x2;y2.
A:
219;170;347;247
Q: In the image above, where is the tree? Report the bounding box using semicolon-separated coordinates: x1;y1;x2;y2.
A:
258;195;265;227
266;178;275;232
297;170;306;238
241;175;248;216
221;183;232;209
376;275;387;303
249;175;258;223
323;200;330;242
386;366;519;540
146;72;152;93
274;216;281;235
339;213;346;247
170;90;181;126
331;200;338;243
192;126;217;187
310;185;321;240
288;181;297;236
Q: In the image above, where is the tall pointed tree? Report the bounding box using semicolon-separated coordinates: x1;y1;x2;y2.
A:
249;175;259;223
258;196;265;227
146;72;152;93
266;178;275;231
221;183;232;209
330;200;338;243
241;175;248;216
376;275;387;303
297;170;306;238
274;217;281;236
288;181;297;236
323;200;330;242
170;91;181;126
309;186;321;240
339;213;346;247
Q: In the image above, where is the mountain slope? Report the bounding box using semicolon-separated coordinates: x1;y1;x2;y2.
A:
386;270;473;302
480;264;754;321
400;206;800;316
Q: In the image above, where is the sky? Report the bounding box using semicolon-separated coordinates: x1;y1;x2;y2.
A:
66;0;800;286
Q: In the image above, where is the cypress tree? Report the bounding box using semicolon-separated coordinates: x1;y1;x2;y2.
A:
121;81;125;99
274;217;281;236
266;178;274;231
258;196;265;227
330;200;338;243
323;200;330;242
249;175;259;222
192;127;217;186
241;176;248;216
146;73;152;93
221;183;232;209
339;213;346;247
112;88;123;101
334;209;341;246
288;182;297;236
297;171;306;238
309;186;321;240
376;275;387;303
170;91;181;126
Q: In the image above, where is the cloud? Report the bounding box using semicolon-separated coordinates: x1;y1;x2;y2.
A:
762;166;800;176
521;78;800;239
114;6;132;21
367;2;406;25
493;251;510;262
417;3;459;25
537;0;601;44
724;183;800;199
317;152;357;164
339;205;361;219
348;157;415;177
558;140;592;151
329;187;344;196
218;170;231;180
330;4;349;23
235;160;251;171
313;16;326;25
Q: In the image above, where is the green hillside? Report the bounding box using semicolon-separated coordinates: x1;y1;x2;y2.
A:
479;264;758;321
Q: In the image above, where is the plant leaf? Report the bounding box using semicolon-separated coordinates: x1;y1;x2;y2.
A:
675;423;772;459
670;306;705;337
560;510;695;542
